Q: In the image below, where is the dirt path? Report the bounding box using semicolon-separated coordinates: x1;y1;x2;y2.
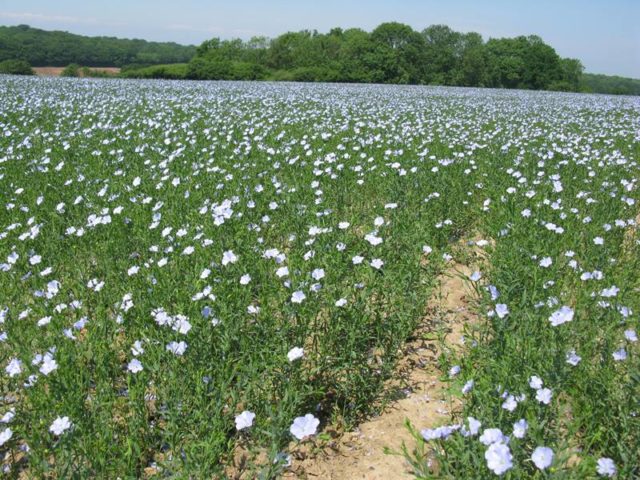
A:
33;67;120;77
284;241;485;479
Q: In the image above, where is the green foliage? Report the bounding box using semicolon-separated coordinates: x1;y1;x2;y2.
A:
120;63;188;79
0;24;196;67
80;67;115;78
185;23;616;92
2;23;638;95
581;73;640;95
186;57;268;81
0;58;34;75
60;63;80;77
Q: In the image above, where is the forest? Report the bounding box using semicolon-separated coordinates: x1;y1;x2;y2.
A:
184;23;585;91
1;23;638;95
0;24;196;66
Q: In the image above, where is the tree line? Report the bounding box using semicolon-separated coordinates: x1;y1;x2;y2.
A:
0;24;196;67
185;23;584;91
1;23;638;95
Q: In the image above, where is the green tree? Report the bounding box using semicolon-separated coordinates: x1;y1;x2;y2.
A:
0;58;34;75
369;22;425;83
422;24;460;84
61;63;81;77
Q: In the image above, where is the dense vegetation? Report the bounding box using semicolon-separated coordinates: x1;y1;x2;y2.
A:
0;24;196;67
0;59;33;75
184;23;585;91
1;77;637;478
0;23;637;95
581;73;640;96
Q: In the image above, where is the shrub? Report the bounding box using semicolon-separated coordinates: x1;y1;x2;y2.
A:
229;62;268;81
61;63;81;77
0;59;34;75
187;57;232;80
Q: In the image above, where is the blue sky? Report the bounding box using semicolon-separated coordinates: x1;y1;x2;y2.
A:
1;0;638;77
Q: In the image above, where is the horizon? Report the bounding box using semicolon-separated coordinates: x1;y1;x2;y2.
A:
1;0;639;78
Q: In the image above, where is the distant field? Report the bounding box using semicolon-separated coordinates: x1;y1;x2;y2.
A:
33;66;120;77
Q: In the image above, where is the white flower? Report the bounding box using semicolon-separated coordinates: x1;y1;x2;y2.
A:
39;353;58;375
276;266;289;278
166;341;187;356
462;379;474;394
536;388;552;405
495;304;509;319
338;222;350;229
172;315;192;335
287;347;304;362
600;286;619;298
5;358;22;377
596;457;616;477
501;395;518;412
549;306;574;326
469;271;482;282
488;285;500;300
421;425;459;441
127;359;143;373
462;417;481;437
240;274;251;285
370;258;384;269
221;250;237;266
422;245;432;255
0;427;12;446
512;419;528;439
539;257;553;268
624;329;637;342
566;350;581;366
289;414;319;440
612;348;627;361
480;428;508;446
1;409;15;424
485;442;513;475
131;340;144;356
311;268;325;280
127;265;139;276
291;291;306;304
352;255;364;265
235;411;256;431
335;298;347;307
531;446;554;470
529;375;543;389
364;234;383;246
49;416;72;435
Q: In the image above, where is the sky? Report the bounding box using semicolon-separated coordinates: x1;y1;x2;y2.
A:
1;0;639;77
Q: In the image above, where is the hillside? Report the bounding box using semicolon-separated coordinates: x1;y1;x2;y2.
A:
581;73;640;96
0;24;196;67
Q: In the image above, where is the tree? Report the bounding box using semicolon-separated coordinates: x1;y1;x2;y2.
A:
0;59;34;75
369;22;425;83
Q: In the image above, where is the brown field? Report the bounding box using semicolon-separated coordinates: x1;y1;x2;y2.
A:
33;67;121;77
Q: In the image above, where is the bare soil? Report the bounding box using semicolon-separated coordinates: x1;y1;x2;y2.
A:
277;240;487;479
33;67;120;77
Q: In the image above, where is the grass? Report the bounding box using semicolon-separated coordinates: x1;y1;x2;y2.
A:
0;76;638;478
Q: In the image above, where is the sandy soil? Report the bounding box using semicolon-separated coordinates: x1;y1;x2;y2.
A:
33;67;120;77
277;239;487;479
